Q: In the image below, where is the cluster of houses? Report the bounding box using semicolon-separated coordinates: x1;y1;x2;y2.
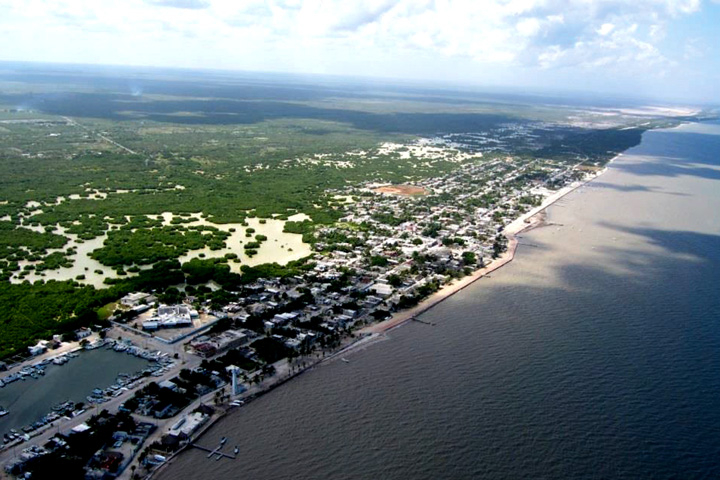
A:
2;133;599;480
110;150;582;377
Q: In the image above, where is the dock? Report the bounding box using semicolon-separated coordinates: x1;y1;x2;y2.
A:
410;317;436;326
190;442;236;460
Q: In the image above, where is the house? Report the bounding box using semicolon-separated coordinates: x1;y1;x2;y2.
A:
168;412;208;439
189;329;249;357
370;283;393;297
75;328;92;339
120;292;151;307
158;380;178;392
28;342;48;356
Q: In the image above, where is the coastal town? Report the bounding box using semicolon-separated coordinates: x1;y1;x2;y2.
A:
1;0;718;476
0;126;626;479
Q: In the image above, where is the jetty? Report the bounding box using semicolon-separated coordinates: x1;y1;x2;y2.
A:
190;438;236;460
410;317;436;326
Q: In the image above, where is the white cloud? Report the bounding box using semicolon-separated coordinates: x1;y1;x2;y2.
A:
0;0;712;91
145;0;210;9
597;23;615;36
517;18;542;37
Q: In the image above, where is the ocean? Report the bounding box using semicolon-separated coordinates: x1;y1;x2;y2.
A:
158;120;720;479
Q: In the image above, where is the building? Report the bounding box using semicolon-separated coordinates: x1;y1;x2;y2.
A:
167;412;208;439
75;328;92;339
28;341;48;356
370;282;393;297
120;292;152;308
158;380;178;392
142;304;195;330
189;329;250;357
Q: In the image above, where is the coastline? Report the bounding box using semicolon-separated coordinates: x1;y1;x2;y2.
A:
358;159;617;336
146;119;720;477
145;155;619;479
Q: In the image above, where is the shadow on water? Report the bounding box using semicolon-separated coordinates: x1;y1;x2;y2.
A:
590;182;690;196
156;225;720;480
613;157;720;181
598;223;720;262
612;127;720;181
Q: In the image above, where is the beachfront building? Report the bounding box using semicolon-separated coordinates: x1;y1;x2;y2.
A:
167;412;209;440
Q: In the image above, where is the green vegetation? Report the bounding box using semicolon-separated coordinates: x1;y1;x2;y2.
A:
0;260;187;357
369;255;389;267
0;66;673;359
250;337;290;364
0;221;69;280
90;223;230;267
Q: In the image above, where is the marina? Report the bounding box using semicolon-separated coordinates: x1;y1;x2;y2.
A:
0;344;155;438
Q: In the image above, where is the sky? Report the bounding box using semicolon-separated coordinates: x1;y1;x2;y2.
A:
0;0;719;104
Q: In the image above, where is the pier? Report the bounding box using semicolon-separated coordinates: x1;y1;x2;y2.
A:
190;440;236;460
410;317;436;326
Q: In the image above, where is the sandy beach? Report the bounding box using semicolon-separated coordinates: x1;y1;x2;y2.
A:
359;162;614;335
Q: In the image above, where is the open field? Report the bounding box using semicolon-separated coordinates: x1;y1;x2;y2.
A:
374;185;429;196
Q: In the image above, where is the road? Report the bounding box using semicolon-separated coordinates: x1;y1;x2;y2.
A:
63;116;139;155
0;326;200;473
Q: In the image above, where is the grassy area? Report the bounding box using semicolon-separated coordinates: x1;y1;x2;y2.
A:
97;302;117;321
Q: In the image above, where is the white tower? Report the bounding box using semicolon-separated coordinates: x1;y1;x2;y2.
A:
229;365;239;395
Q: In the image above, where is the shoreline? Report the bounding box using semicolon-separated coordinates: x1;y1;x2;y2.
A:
358;159;616;336
143;155;619;479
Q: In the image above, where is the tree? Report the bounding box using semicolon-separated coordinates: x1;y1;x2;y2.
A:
369;255;388;267
461;251;476;266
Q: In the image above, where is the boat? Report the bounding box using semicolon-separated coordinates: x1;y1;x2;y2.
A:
341;358;350;363
220;437;228;445
234;446;239;455
0;407;8;417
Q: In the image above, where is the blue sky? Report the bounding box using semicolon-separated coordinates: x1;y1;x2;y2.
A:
0;0;719;104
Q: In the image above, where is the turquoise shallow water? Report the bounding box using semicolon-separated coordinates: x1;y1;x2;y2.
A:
159;121;720;480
